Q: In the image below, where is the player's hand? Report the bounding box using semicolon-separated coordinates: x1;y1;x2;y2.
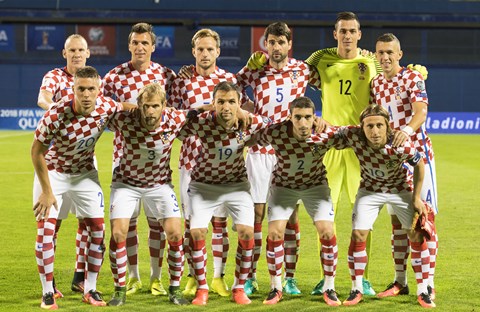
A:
121;102;138;113
33;192;58;222
242;100;255;113
360;48;374;57
313;116;330;133
391;129;409;147
246;51;268;70
413;196;426;216
236;108;252;131
178;64;195;79
407;64;428;80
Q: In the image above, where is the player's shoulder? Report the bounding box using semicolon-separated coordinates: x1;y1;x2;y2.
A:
47;101;72;121
306;47;338;65
400;67;423;81
44;67;67;77
105;62;129;77
371;71;386;84
152;62;175;74
287;58;309;70
96;95;119;110
216;67;236;80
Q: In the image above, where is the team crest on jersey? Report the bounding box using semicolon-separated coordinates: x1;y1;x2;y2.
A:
395;86;402;100
358;63;367;80
160;131;170;144
96;117;106;130
290;70;299;87
235;130;245;144
386;160;396;169
310;144;322;157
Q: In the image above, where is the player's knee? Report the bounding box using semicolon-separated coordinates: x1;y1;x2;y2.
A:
316;223;334;240
268;228;284;241
111;229;127;243
351;229;369;242
190;228;207;241
236;225;253;241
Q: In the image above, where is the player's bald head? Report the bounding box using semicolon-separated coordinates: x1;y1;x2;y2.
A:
65;34;88;49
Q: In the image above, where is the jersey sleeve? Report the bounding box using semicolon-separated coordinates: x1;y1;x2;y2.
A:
406;70;429;106
308;65;322;90
39;70;59;94
178;112;209;140
396;140;422;166
331;125;358;149
167;77;183;108
34;110;55;146
257;125;274;146
235;66;253;91
101;71;116;98
165;67;177;102
167;109;188;133
305;48;337;68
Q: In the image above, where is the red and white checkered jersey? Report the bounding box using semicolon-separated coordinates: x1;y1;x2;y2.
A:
236;58;320;154
39;67;74;103
108;109;188;188
333;126;421;193
168;67;244;170
370;67;434;162
179;112;271;184
34;97;122;174
258;122;338;190
102;61;176;166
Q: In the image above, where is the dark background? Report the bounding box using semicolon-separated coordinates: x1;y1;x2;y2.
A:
1;0;479;112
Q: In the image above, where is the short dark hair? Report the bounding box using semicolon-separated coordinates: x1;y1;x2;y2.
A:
289;96;315;114
264;22;292;41
129;22;156;44
335;11;360;30
213;81;240;101
74;66;99;80
359;104;393;140
376;33;401;49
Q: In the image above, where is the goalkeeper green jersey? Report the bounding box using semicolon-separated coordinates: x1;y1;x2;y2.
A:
306;48;381;125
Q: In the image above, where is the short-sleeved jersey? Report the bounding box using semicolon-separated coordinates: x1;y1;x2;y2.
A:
168;67;241;170
34;96;121;174
305;48;381;125
258;122;338;190
236;58;320;154
179;112;270;184
103;61;176;102
370;67;434;162
108;109;188;188
102;61;176;166
332;126;421;193
39;67;75;103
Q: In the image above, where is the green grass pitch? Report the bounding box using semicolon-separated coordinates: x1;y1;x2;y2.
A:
0;130;479;311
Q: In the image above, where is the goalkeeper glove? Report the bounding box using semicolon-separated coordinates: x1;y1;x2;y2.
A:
247;51;268;70
407;64;428;80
